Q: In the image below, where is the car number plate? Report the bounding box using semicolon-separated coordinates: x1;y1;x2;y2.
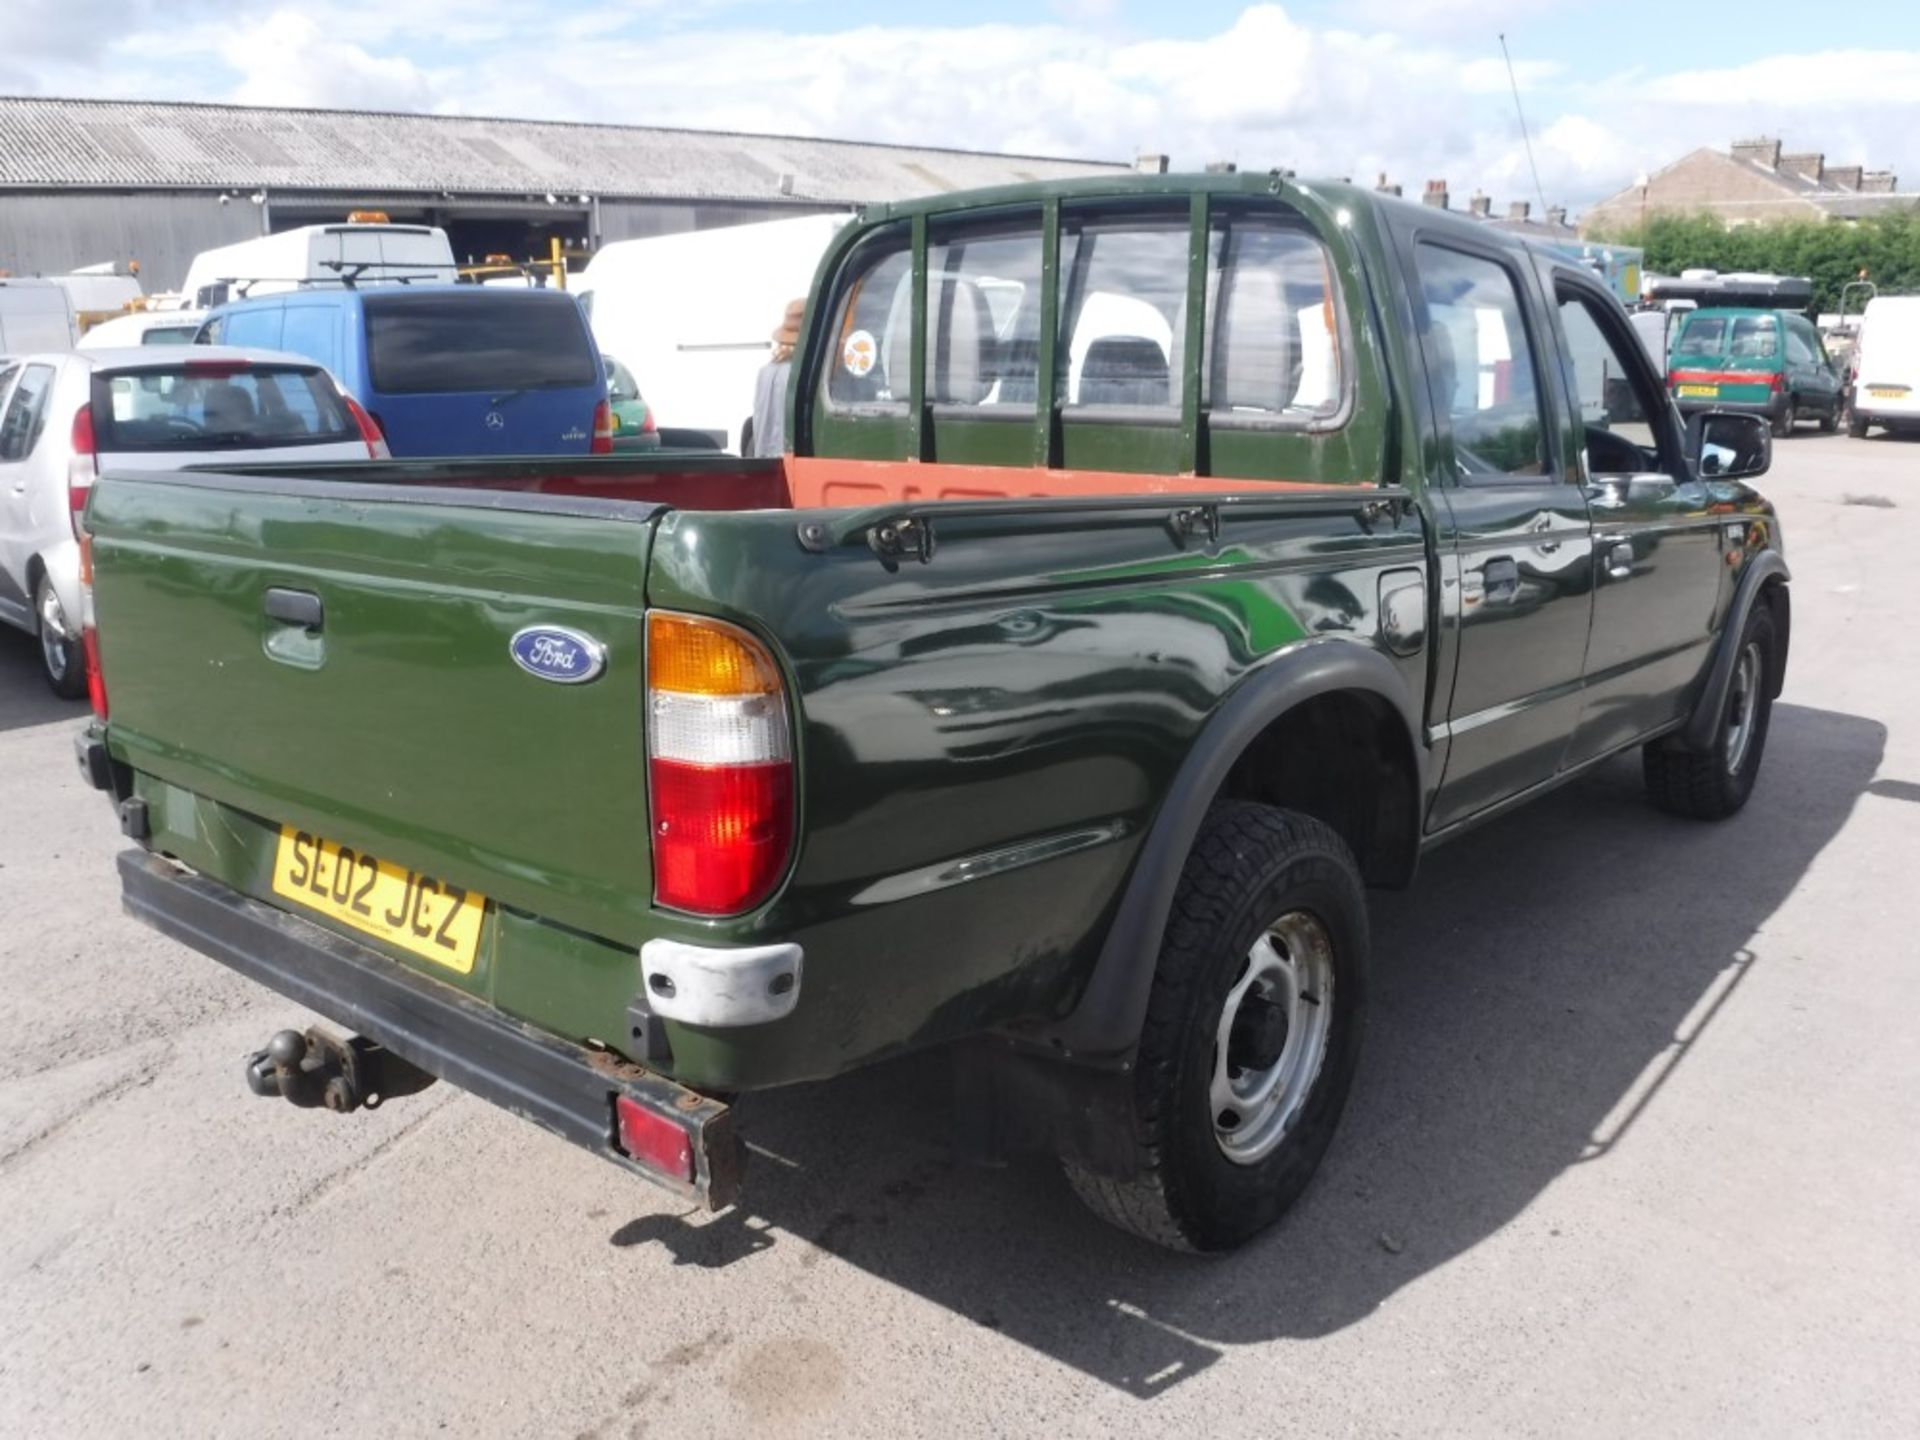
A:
271;826;485;974
1676;384;1719;398
1868;387;1906;399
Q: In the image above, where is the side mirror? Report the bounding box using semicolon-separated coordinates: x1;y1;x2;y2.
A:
1687;410;1771;480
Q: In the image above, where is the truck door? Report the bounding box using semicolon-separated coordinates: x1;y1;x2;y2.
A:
1408;237;1595;830
1550;274;1725;762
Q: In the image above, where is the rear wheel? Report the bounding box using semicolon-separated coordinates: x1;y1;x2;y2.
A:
1818;396;1839;433
1643;602;1776;820
35;574;87;701
1772;396;1796;438
1848;408;1870;439
1064;804;1368;1251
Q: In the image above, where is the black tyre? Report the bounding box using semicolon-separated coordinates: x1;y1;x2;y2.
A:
1817;399;1838;434
1848;408;1870;439
1643;601;1777;820
1064;803;1368;1251
34;573;87;701
1771;396;1796;438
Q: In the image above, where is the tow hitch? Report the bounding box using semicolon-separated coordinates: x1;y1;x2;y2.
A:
245;1026;437;1113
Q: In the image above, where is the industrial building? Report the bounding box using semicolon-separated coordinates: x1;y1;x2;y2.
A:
0;96;1127;291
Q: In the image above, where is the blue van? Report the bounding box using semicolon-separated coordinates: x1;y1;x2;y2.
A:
195;287;611;457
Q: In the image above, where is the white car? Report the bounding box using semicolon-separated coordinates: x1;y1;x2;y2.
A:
0;346;383;697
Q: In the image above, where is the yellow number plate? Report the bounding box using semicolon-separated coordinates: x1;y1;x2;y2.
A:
271;826;485;974
1676;384;1719;398
1868;387;1907;400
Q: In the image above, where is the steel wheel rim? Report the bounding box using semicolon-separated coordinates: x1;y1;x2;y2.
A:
37;584;71;683
1210;910;1336;1165
1724;640;1762;775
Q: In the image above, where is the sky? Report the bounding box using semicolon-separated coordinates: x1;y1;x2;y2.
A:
4;0;1919;213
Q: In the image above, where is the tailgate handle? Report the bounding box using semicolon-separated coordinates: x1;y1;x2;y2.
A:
264;588;324;630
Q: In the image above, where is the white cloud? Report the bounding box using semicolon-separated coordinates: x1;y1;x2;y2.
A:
3;3;1917;215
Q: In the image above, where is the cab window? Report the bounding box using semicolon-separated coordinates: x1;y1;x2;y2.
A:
925;214;1042;413
1557;289;1671;476
1414;243;1550;480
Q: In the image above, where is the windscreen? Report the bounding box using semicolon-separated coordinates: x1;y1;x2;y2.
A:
1671;316;1726;358
91;365;357;451
140;325;199;346
364;292;597;394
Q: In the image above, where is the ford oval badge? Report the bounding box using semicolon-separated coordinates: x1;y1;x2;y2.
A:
510;626;607;685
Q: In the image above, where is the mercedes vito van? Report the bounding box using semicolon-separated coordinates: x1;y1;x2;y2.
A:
196;287;611;457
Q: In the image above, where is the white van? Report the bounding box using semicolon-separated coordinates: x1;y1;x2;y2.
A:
1849;295;1920;437
0;279;79;354
180;222;457;309
574;213;850;446
50;266;145;330
76;309;206;349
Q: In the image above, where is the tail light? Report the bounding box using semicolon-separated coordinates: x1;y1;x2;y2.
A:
79;535;107;720
592;398;614;454
342;394;391;459
1767;372;1785;392
69;403;98;539
646;612;793;915
642;407;657;436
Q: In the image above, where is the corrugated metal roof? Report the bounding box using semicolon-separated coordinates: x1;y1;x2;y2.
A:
0;96;1127;202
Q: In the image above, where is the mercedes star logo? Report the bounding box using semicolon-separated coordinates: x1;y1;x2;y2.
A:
485;410;505;431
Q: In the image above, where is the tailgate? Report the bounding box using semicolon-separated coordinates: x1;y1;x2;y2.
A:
88;469;660;950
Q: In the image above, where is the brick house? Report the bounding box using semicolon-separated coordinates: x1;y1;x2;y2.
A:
1581;137;1914;235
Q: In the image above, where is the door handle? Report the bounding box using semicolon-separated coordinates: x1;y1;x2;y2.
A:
1482;556;1520;604
1527;514;1561;554
1595;538;1635;579
263;587;323;629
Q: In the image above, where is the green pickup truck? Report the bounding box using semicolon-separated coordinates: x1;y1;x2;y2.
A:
76;173;1788;1252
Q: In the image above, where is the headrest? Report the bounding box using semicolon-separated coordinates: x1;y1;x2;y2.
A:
1080;336;1170;407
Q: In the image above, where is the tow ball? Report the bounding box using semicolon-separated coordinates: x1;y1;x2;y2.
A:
244;1027;436;1114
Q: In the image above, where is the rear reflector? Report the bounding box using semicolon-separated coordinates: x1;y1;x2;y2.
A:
614;1095;694;1182
647;612;793;916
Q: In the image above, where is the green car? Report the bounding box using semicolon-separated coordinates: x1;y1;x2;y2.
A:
1667;306;1842;436
602;353;658;450
82;173;1789;1251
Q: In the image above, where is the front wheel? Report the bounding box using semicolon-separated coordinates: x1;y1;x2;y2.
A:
1643;601;1777;820
35;574;87;701
1064;804;1368;1251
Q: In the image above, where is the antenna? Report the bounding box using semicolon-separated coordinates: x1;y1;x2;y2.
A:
1499;32;1551;220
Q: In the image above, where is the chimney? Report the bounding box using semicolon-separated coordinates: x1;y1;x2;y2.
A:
1423;179;1449;209
1826;165;1863;192
1861;170;1898;194
1375;172;1403;197
1508;200;1532;221
1134;153;1169;175
1468;190;1492;218
1779;151;1825;184
1731;136;1782;170
1204;160;1238;174
1546;205;1568;229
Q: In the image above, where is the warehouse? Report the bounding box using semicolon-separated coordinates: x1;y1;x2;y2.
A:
0;96;1127;291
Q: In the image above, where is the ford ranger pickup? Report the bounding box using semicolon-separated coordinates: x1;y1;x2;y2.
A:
76;173;1789;1251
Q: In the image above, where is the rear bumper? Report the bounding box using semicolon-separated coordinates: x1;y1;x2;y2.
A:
1673;393;1785;420
117;848;742;1208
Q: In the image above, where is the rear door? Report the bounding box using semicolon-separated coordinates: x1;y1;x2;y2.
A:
1404;234;1595;829
361;291;604;457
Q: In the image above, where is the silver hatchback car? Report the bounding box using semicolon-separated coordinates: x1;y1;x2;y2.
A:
0;346;380;696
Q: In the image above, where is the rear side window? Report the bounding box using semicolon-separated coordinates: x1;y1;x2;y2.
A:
91;365;356;451
364;293;597;394
925;217;1042;411
0;363;57;460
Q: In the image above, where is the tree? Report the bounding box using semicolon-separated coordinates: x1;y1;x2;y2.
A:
1590;211;1920;312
